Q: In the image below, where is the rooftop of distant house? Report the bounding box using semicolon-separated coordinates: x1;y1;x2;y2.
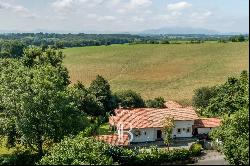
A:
109;101;200;130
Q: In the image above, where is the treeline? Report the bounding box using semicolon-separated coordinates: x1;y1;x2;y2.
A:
0;33;146;49
0;33;248;54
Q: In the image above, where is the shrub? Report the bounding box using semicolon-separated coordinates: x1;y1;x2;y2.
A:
106;146;138;165
0;148;39;165
189;143;202;156
146;97;166;108
192;86;217;109
114;90;145;109
161;40;170;44
133;147;192;165
105;146;194;165
38;136;114;165
210;108;249;165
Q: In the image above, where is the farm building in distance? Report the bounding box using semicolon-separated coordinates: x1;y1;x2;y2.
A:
97;101;221;146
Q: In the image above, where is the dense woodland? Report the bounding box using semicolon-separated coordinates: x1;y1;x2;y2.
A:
0;33;248;54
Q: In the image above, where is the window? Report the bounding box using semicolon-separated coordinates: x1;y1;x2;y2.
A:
186;127;191;133
177;128;181;134
134;130;141;137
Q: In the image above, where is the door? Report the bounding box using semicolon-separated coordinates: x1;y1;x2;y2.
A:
157;130;162;139
193;128;198;136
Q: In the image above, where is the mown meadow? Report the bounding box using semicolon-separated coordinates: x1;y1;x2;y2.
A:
63;42;249;105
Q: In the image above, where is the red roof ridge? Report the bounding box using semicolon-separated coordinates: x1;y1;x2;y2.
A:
110;104;199;129
96;134;129;146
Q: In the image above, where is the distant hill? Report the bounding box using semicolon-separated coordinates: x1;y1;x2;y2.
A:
140;27;220;35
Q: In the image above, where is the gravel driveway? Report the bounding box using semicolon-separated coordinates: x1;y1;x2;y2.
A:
193;150;229;165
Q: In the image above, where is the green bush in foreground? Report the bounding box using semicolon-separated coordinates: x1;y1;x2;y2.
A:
38;135;114;165
0;148;39;165
210;108;249;165
146;97;166;108
107;146;195;165
39;137;201;165
189;143;202;156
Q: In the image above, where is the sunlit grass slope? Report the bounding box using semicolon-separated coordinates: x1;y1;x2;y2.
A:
63;42;249;104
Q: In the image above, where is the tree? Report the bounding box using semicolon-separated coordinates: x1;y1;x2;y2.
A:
0;40;25;58
238;35;245;42
162;116;175;151
22;47;70;85
114;90;145;109
89;75;116;116
146;97;166;108
69;81;102;117
193;70;249;117
230;35;245;42
210;108;249;165
192;86;218;115
0;48;88;157
39;135;114;165
53;41;64;49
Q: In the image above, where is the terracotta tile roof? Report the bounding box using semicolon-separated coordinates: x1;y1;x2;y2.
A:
194;118;221;128
164;101;183;108
96;134;129;146
109;102;199;130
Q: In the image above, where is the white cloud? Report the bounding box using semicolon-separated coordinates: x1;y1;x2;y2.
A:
167;1;192;11
132;16;145;22
0;1;10;9
0;1;37;18
190;10;212;20
97;15;116;21
117;9;125;13
127;0;152;9
116;0;152;14
86;13;98;18
51;0;75;13
108;0;120;6
144;10;152;14
130;0;152;7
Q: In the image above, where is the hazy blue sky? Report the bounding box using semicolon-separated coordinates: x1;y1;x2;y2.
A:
0;0;249;33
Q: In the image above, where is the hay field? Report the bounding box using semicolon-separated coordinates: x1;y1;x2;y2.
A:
63;42;249;104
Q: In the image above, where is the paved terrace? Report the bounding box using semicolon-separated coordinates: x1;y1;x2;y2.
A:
130;137;198;149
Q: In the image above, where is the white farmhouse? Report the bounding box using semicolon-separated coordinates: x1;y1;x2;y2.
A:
97;101;220;146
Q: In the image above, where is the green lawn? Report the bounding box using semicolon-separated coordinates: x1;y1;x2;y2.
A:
97;123;114;135
63;42;249;105
0;138;13;156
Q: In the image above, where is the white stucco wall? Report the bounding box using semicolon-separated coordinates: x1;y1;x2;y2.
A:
198;128;212;134
130;128;156;142
128;120;194;143
172;120;194;138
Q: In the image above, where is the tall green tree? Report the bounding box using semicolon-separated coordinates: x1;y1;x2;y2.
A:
210;108;249;165
0;48;88;157
146;97;166;108
114;90;145;109
193;70;249;117
0;40;25;58
69;81;102;117
89;75;116;116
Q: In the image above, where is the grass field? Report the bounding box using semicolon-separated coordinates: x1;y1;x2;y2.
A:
63;42;249;105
